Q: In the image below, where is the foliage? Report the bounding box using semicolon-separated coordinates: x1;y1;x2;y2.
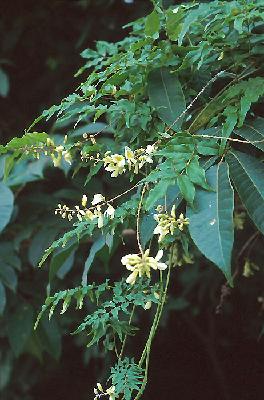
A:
1;0;264;399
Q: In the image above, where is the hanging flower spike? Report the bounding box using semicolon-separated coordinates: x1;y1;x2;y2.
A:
154;205;189;242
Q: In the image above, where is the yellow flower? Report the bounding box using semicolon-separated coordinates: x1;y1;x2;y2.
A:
85;209;95;220
82;194;88;207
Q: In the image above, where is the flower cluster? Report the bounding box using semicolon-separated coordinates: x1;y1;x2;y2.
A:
103;144;156;177
121;249;167;285
94;383;116;400
46;137;72;167
22;136;72;166
55;193;115;228
153;205;189;242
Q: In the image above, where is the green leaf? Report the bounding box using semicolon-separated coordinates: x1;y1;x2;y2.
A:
220;105;238;154
7;303;34;356
197;138;219;156
3;155;15;180
0;183;14;233
0;132;48;156
177;174;195;205
82;236;106;286
166;8;184;41
0;68;9;97
178;3;208;45
0;281;6;315
145;10;160;39
140;214;157;249
148;67;186;130
145;178;175;210
235;118;264;152
49;242;77;283
226;151;264;234
186;156;211;190
187;163;234;283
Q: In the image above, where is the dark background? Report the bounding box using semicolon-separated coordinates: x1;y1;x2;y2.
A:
0;1;263;400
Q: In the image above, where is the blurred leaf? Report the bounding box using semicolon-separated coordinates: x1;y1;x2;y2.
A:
56;249;76;279
0;351;12;390
7;303;34;356
5;157;48;187
0;242;21;270
0;281;6;315
49;242;77;282
28;227;59;267
0;183;14;233
39;316;61;360
0;68;9;97
0;263;17;292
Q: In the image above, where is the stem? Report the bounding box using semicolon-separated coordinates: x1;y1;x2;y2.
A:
136;184;147;255
119;304;136;360
135;249;173;400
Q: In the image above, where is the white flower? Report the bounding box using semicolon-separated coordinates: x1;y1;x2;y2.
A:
106;386;116;399
122;249;167;285
105;204;115;219
92;193;105;205
144;301;152;310
145;144;156;154
104;154;126;177
62;150;72;164
153;249;167;270
97;383;103;392
97;214;104;228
